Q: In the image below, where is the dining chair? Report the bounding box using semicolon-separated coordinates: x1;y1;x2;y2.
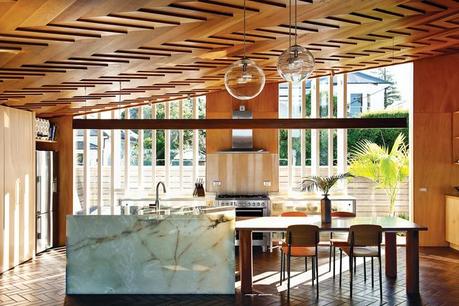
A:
338;224;383;300
329;211;356;282
279;211;309;281
281;224;320;299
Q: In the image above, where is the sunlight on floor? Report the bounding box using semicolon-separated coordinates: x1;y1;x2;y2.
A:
236;255;378;293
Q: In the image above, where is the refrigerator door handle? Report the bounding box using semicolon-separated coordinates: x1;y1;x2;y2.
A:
36;214;41;239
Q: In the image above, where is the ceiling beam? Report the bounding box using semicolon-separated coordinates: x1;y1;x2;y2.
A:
73;118;408;130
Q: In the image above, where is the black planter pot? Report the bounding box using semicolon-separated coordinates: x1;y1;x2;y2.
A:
321;195;331;223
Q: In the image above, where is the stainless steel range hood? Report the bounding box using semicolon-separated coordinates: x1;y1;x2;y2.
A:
232;105;253;150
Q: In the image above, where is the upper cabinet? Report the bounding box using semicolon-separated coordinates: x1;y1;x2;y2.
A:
453;112;459;164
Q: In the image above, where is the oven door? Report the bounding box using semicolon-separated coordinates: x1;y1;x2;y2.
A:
235;207;265;219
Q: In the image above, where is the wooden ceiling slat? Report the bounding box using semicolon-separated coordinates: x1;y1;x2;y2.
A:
0;0;457;116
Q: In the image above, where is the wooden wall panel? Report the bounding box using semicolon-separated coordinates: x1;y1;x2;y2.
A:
413;53;459;247
0;106;35;273
0;107;4;272
206;83;279;153
49;116;73;246
206;152;279;194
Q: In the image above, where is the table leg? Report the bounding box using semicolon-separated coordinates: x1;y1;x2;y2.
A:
406;230;420;295
385;232;397;278
239;230;253;294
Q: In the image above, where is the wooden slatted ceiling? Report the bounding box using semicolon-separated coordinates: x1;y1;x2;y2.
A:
0;0;458;117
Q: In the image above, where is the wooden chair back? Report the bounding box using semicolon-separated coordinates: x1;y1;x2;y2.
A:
348;224;382;247
286;225;320;247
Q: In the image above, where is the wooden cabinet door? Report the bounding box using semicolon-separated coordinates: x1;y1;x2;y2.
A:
0;106;35;273
0;108;4;272
446;196;459;249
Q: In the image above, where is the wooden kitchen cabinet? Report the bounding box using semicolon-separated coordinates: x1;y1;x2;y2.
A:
446;195;459;251
0;106;36;273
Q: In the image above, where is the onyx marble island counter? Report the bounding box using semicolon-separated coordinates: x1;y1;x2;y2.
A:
66;207;235;294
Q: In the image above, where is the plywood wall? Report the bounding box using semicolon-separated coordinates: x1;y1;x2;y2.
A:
206;83;279;153
413;53;459;246
0;106;35;273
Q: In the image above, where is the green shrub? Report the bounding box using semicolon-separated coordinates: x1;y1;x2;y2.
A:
347;110;408;152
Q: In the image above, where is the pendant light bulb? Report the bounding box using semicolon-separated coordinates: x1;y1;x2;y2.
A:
278;44;315;83
277;0;315;83
224;0;265;100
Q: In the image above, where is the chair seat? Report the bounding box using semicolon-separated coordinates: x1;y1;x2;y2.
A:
341;246;379;257
330;238;348;247
281;244;316;257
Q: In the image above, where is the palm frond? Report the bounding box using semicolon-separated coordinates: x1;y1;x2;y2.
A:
300;173;353;195
348;133;409;216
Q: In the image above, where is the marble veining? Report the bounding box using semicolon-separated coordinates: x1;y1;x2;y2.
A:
66;210;235;294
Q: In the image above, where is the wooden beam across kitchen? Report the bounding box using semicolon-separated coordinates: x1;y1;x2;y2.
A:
73;118;407;130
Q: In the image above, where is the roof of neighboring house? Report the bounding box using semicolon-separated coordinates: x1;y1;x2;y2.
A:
299;71;392;89
347;71;392;85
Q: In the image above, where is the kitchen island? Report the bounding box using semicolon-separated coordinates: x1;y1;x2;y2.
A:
66;207;235;294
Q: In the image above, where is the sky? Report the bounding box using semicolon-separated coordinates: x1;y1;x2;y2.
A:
367;62;413;108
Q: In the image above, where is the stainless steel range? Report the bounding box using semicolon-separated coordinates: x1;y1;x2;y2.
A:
215;194;271;251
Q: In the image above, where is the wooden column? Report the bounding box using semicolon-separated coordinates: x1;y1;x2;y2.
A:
50;116;73;246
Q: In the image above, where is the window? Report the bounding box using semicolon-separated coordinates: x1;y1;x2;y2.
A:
73;96;207;215
349;93;363;118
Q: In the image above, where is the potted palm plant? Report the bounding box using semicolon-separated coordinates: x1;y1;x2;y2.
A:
301;173;352;223
348;134;408;217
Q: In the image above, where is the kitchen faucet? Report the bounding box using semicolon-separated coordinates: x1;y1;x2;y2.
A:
155;181;166;212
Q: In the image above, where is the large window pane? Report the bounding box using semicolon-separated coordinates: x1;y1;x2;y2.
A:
198;96;206;165
320;77;329;166
156;103;165;166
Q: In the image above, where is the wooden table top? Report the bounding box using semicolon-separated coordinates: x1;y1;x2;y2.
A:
235;216;428;232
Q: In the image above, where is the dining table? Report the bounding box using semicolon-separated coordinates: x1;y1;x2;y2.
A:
235;216;428;296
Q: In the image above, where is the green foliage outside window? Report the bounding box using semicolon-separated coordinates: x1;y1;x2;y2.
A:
278;109;408;166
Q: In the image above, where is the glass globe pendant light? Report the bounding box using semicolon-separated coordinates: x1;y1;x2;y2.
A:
224;0;265;100
277;0;315;83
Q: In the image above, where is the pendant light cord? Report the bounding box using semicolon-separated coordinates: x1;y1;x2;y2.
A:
294;0;297;45
288;0;291;49
243;0;246;59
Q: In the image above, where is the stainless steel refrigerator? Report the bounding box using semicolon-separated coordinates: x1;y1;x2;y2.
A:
36;150;57;253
